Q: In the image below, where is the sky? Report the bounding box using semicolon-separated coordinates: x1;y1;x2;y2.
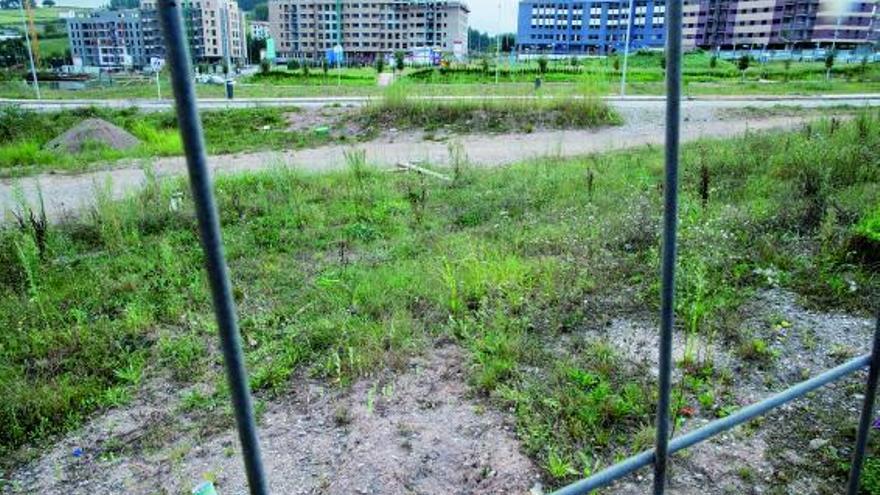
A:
468;1;519;35
56;0;522;33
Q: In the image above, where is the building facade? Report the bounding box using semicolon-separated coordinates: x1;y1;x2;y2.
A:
66;9;147;69
250;20;272;39
67;0;246;70
268;0;469;62
140;0;246;65
516;0;880;54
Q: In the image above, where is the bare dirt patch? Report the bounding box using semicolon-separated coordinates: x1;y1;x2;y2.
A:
284;105;365;139
3;342;540;495
45;118;141;153
594;289;876;494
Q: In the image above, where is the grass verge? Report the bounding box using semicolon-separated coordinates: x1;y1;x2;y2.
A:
0;96;622;176
0;106;335;176
357;81;621;135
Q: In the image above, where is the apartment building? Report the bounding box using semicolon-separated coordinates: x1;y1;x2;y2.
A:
67;0;246;70
517;0;666;53
250;20;272;39
683;0;879;50
268;0;469;62
140;0;246;65
516;0;879;54
66;9;147;69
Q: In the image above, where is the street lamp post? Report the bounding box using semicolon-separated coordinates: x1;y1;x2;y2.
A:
19;0;40;100
620;0;635;96
495;0;502;85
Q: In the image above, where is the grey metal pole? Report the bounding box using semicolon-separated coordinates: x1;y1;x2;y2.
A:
847;313;880;495
156;2;268;494
552;353;873;495
495;0;502;85
653;0;683;491
620;0;635;96
19;0;40;100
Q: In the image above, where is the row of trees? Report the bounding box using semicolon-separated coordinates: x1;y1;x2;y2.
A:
467;28;516;54
2;0;61;6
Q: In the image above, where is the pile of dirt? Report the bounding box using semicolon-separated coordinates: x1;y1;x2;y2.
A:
45;118;141;153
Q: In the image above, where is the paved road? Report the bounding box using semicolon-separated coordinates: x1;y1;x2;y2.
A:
0;98;873;221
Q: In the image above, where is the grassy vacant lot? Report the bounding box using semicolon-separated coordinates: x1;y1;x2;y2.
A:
3;51;880;99
0;7;84;27
412;50;880;85
246;67;378;86
0;106;335;176
0;95;618;176
1;113;877;486
0;7;78;59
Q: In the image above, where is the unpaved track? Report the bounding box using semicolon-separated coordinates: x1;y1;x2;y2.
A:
0;100;865;220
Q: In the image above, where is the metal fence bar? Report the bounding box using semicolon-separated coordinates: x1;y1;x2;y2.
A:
847;314;880;495
654;0;684;491
157;2;269;494
552;353;873;495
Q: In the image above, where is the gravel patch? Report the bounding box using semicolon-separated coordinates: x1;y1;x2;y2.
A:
3;342;540;495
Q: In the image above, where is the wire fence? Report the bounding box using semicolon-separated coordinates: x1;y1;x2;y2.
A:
154;1;880;494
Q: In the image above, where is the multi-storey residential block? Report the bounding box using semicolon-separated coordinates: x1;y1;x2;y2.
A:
683;0;879;50
268;0;469;62
140;0;246;65
66;9;147;69
250;20;272;39
68;0;246;70
517;0;666;54
516;0;879;54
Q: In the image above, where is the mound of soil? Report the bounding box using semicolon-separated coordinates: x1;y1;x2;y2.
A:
45;118;141;153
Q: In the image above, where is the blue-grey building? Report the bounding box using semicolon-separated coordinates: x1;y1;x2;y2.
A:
516;0;667;55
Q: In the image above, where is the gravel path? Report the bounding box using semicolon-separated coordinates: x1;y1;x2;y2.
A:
0;100;861;220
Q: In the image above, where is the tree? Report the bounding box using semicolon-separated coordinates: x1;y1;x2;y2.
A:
42;0;55;5
254;3;268;21
737;55;750;81
500;33;516;53
394;50;405;73
537;56;548;74
286;58;299;70
0;38;26;68
480;57;489;73
247;35;266;63
375;56;385;74
709;55;717;69
825;51;835;81
613;57;620;72
569;56;579;68
660;54;666;72
260;59;271;74
468;28;492;53
783;58;792;82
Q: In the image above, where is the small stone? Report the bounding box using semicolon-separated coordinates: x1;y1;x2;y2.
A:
781;449;805;465
809;438;829;450
530;482;544;495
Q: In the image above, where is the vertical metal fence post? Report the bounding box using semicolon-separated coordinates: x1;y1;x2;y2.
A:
653;0;684;492
157;2;268;494
847;313;880;495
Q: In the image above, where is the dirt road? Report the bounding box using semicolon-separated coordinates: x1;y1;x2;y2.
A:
0;100;860;220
